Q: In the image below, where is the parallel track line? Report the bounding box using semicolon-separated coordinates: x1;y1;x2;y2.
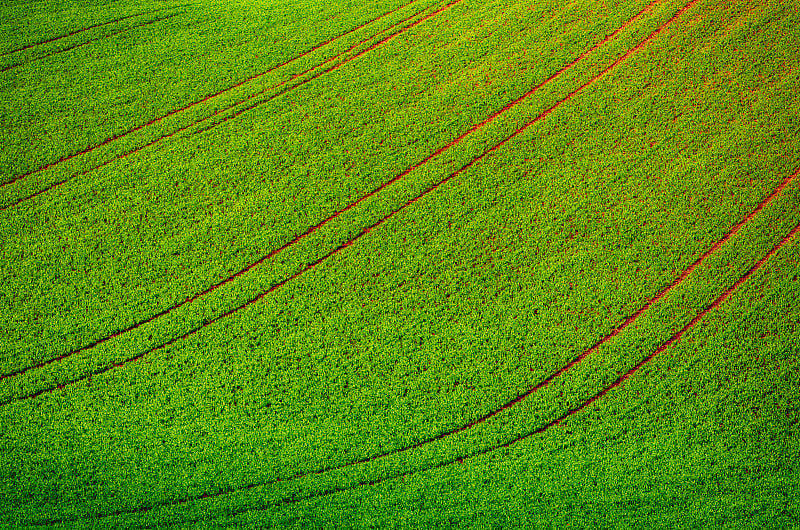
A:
0;12;183;74
0;8;171;58
0;0;422;188
247;221;800;522
1;0;701;404
0;0;654;380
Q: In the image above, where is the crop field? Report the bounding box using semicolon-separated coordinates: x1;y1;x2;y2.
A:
1;0;798;527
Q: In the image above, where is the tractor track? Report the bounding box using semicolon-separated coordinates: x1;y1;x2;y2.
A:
17;0;800;526
228;220;800;526
0;0;423;190
0;7;175;58
0;0;656;382
0;0;705;405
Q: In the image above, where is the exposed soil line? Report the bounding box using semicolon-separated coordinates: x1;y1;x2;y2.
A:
19;2;751;526
0;3;431;211
0;7;174;59
0;0;421;188
1;0;654;380
245;221;800;520
59;179;800;528
1;0;704;402
0;13;183;74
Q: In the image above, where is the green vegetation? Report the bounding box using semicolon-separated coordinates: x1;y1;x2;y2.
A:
0;0;797;527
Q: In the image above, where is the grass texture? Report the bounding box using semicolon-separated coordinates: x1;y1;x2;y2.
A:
0;0;798;527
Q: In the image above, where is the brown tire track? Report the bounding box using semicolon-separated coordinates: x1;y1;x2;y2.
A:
0;0;702;401
186;0;445;139
0;0;422;189
37;174;800;527
0;7;176;58
0;3;430;209
231;221;800;525
0;0;655;381
8;2;734;525
189;0;477;138
20;0;797;525
0;12;183;74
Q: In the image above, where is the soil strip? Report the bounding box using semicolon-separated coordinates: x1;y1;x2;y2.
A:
1;0;421;188
250;220;800;521
0;0;703;402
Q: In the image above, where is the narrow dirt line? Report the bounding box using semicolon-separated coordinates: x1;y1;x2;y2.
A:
0;7;172;58
0;0;421;188
0;2;439;381
1;0;701;402
77;161;795;526
0;2;430;210
0;0;654;381
446;166;800;431
247;221;800;521
0;12;183;74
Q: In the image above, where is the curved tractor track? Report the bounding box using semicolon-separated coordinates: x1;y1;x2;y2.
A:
1;0;657;385
243;221;799;526
0;0;429;201
22;0;798;525
7;0;798;527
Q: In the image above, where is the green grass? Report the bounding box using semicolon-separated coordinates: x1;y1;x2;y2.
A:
0;0;798;527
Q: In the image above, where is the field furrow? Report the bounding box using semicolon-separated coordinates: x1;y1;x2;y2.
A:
39;164;794;524
1;0;655;378
255;220;799;521
52;214;799;528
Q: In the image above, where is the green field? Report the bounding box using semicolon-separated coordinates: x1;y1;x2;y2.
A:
1;0;798;527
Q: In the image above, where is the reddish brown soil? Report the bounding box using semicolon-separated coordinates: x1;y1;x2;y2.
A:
256;219;800;523
1;0;422;189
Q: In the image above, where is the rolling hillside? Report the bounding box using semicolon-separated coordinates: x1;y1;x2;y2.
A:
1;0;798;527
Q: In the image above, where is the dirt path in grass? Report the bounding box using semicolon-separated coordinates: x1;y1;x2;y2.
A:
0;0;656;382
0;0;423;189
41;169;800;529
